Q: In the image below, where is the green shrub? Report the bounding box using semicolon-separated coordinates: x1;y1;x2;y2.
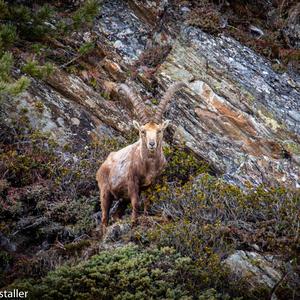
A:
46;196;97;237
21;60;54;79
0;52;30;99
0;52;14;82
141;174;300;299
142;145;209;212
2;0;101;41
0;0;9;19
147;175;300;258
0;0;102;100
163;145;209;182
6;4;52;41
78;42;95;56
72;0;101;30
0;24;17;50
8;244;239;300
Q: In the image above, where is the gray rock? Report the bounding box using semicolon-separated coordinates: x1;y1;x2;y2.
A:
96;0;150;63
0;232;16;252
103;222;131;243
224;250;282;291
288;110;300;122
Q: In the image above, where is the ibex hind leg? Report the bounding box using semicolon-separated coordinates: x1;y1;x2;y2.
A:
143;196;150;216
100;188;113;232
130;194;139;227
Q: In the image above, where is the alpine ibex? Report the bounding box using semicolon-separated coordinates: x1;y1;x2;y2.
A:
96;82;186;228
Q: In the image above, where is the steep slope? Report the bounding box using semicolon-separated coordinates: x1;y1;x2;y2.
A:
1;1;300;299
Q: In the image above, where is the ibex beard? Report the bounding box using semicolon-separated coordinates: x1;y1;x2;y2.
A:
96;82;185;230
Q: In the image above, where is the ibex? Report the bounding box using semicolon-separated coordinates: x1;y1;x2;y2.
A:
96;82;186;228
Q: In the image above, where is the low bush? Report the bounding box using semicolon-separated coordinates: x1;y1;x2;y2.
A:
8;244;239;300
21;60;54;79
146;173;300;257
141;174;300;299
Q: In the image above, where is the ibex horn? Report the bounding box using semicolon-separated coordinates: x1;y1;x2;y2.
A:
153;82;186;124
118;84;149;125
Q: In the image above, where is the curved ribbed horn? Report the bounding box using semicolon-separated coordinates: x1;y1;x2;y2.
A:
118;84;149;124
153;82;186;124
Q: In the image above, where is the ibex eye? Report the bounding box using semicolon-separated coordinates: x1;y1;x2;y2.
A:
141;130;146;134
157;130;161;134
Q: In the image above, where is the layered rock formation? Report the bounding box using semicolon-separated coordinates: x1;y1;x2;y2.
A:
16;0;300;188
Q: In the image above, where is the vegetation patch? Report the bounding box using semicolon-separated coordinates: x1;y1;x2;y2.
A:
140;174;300;299
0;98;133;285
8;244;241;300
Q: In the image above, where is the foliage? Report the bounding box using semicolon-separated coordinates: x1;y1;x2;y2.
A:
0;21;29;99
21;60;54;79
0;0;101;43
0;1;100;41
72;0;101;30
142;145;209;211
8;244;239;300
78;42;95;56
0;24;17;49
0;0;8;19
163;145;210;182
141;174;300;299
147;174;300;257
0;102;138;285
0;52;29;99
3;3;54;41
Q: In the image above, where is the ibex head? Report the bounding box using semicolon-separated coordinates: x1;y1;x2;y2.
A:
118;82;186;152
132;120;170;152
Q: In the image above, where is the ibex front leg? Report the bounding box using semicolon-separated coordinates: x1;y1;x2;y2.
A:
129;183;139;226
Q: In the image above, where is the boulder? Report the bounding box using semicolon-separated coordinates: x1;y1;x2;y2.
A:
224;250;282;296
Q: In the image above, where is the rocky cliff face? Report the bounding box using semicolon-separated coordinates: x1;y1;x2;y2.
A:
18;0;299;189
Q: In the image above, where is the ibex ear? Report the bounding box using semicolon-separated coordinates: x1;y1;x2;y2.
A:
133;120;140;130
162;119;171;130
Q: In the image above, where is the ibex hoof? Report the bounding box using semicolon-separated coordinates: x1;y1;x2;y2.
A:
131;219;138;227
101;224;108;236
